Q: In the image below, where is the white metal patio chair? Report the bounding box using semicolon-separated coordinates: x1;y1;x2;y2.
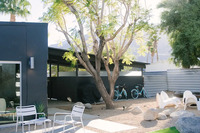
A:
52;105;85;133
16;105;48;133
183;90;198;110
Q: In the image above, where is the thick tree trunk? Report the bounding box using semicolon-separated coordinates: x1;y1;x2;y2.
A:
108;61;119;99
94;75;114;109
109;81;115;99
10;14;16;22
151;52;155;63
147;52;149;63
156;50;159;62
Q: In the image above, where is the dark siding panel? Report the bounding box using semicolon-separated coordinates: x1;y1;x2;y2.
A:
0;26;26;60
26;24;48;106
0;25;28;105
0;23;48;110
48;76;143;102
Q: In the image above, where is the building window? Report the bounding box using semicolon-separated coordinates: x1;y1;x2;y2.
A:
0;62;21;124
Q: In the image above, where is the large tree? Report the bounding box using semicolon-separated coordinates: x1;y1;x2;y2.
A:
42;0;150;109
0;0;31;22
158;0;200;68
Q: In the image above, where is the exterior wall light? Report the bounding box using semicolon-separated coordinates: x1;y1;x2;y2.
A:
29;57;34;69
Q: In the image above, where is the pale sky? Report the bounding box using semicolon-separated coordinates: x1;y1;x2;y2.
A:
0;0;162;45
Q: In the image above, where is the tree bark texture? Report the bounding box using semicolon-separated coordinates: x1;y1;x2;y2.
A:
94;75;114;109
10;14;16;22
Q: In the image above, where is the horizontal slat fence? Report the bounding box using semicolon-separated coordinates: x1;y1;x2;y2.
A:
144;69;200;97
144;71;168;97
167;69;200;93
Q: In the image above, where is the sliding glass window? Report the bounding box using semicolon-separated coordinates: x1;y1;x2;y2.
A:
0;61;21;124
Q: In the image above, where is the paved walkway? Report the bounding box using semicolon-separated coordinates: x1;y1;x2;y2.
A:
0;107;137;133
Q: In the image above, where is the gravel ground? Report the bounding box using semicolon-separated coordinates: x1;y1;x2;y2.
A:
1;97;200;133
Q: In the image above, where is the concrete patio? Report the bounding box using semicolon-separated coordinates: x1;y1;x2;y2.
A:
0;100;137;133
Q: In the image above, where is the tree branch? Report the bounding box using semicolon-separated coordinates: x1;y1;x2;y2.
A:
57;19;94;75
63;1;88;53
57;21;83;52
121;23;133;50
61;12;67;31
119;31;134;58
105;2;130;42
100;0;105;24
90;20;98;54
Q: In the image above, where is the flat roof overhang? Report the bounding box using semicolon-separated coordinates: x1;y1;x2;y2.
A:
48;47;149;70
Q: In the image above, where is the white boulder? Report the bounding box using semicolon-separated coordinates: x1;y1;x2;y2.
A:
162;108;176;116
132;106;143;114
170;110;195;118
157;113;167;120
85;103;92;109
143;108;158;121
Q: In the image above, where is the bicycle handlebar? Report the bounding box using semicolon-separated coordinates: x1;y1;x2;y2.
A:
115;84;126;89
119;84;126;87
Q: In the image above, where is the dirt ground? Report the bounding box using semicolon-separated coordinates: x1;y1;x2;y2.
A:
57;97;200;133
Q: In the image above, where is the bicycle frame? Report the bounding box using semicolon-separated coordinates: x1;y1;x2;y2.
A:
136;87;145;96
114;85;127;100
131;85;148;99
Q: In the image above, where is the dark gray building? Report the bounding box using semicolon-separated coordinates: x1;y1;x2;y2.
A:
0;22;48;124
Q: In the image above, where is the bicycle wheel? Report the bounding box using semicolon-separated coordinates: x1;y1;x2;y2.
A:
114;90;119;101
131;89;138;99
122;89;128;99
143;89;148;98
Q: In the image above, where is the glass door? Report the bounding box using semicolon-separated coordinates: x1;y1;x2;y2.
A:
0;61;21;124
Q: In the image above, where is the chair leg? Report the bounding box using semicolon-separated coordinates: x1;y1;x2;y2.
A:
16;123;18;132
28;124;30;132
48;121;51;133
52;122;55;133
81;123;85;133
184;104;187;110
72;123;75;131
63;124;66;131
44;121;47;132
22;124;24;133
13;114;14;121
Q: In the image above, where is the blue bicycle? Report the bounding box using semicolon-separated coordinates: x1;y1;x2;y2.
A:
114;84;128;101
131;84;148;99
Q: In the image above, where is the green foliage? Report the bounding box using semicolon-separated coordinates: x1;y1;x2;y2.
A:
40;0;70;26
121;49;135;65
146;25;161;62
35;103;45;113
0;0;31;17
135;31;148;57
35;102;46;117
158;0;200;68
63;51;77;66
41;0;150;66
59;65;76;72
